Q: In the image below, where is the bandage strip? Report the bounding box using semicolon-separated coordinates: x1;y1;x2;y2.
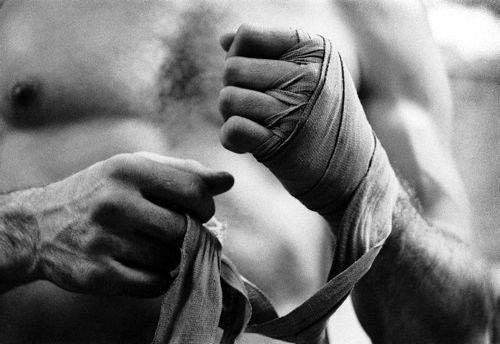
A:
152;33;399;343
151;217;224;344
151;145;397;344
245;141;398;343
253;33;375;222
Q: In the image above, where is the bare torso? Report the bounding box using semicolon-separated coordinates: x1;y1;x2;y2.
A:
0;1;363;343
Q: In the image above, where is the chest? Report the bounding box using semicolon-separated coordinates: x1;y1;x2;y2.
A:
0;1;356;343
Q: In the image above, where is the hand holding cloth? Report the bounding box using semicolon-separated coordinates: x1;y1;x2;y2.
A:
152;26;399;344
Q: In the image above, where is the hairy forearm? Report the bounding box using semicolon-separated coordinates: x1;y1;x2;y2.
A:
0;192;39;293
352;189;495;344
363;97;470;234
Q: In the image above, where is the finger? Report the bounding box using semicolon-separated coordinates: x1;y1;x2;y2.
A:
226;24;299;59
198;170;234;195
114;159;217;222
220;32;235;52
134;152;234;195
110;233;180;274
219;86;288;123
123;197;188;245
130;202;188;249
95;195;187;245
220;116;272;154
224;57;298;91
106;259;171;298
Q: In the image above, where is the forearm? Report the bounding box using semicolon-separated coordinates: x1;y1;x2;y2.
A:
363;97;470;234
0;192;39;293
352;188;495;344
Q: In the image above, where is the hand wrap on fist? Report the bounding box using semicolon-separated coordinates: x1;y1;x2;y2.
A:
219;25;376;225
154;26;401;344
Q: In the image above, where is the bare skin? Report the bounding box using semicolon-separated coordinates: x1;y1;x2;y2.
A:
0;152;234;295
0;2;336;343
218;23;494;344
0;1;493;343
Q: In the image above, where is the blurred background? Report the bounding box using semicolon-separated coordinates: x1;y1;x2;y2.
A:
159;0;499;269
218;0;500;266
0;1;495;343
205;2;500;341
426;0;499;264
173;0;500;297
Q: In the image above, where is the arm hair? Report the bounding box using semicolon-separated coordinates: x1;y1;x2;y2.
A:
352;188;496;343
0;192;39;293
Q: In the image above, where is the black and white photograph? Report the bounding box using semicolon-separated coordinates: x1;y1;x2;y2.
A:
0;0;497;343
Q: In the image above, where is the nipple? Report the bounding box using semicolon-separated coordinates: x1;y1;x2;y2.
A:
10;81;39;108
7;79;43;127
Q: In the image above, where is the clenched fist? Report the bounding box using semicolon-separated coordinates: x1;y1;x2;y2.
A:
0;152;233;297
218;25;376;227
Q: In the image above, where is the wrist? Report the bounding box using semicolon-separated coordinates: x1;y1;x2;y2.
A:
0;194;41;291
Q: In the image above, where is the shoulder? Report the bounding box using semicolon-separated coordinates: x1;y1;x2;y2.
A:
339;0;452;132
337;0;471;232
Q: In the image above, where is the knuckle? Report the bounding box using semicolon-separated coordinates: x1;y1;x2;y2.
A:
87;262;111;288
91;189;129;221
129;152;151;166
86;231;114;256
103;153;129;171
236;23;256;40
218;87;235;116
220;135;233;151
219;117;256;155
220;119;240;152
220;134;233;151
103;153;146;181
224;117;242;141
182;159;204;172
223;57;242;85
102;154;132;179
100;191;125;210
